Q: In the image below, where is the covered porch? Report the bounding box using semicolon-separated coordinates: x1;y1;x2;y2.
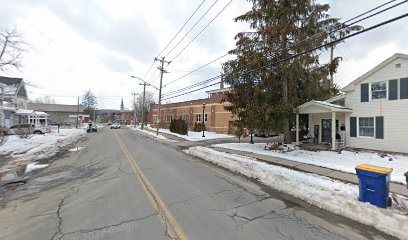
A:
295;100;352;151
14;109;49;126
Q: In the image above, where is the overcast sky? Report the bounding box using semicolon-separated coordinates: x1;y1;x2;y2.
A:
1;0;407;109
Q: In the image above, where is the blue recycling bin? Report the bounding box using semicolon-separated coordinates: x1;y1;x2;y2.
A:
355;164;392;208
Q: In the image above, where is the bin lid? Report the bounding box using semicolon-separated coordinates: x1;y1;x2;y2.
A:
355;164;392;174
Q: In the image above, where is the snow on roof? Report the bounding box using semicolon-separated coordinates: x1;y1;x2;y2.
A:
15;109;34;115
312;100;349;109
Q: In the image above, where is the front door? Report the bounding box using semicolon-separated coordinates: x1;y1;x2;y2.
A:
321;119;331;142
321;119;339;143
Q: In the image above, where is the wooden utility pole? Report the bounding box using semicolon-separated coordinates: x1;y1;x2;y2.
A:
330;45;334;96
140;83;147;130
76;97;79;129
131;92;137;128
154;57;170;136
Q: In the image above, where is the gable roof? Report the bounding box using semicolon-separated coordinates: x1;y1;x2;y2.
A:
342;53;408;92
0;76;27;98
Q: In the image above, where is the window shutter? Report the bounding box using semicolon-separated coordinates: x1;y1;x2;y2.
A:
375;116;384;139
350;117;357;137
400;78;408;99
361;83;369;102
388;79;398;100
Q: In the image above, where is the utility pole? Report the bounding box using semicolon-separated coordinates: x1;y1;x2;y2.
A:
140;82;147;130
155;57;171;136
76;97;79;129
329;45;334;96
131;91;137;128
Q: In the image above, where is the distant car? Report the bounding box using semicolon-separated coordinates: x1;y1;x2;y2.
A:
7;124;51;135
110;123;121;129
91;125;97;132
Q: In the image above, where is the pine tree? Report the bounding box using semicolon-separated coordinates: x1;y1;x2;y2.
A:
224;0;360;143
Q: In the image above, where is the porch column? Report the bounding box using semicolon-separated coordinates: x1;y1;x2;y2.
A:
295;111;300;145
331;111;336;150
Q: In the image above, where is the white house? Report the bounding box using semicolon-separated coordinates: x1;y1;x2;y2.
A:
295;53;408;153
0;76;50;128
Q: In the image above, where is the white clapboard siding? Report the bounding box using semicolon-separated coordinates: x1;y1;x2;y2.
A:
344;56;408;153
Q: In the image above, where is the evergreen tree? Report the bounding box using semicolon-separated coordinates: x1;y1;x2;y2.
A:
224;0;360;143
81;89;98;120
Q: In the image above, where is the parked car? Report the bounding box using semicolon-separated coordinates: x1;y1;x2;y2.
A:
7;124;51;135
110;123;121;129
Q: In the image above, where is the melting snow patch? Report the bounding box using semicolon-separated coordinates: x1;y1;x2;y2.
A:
69;147;84;152
25;163;49;174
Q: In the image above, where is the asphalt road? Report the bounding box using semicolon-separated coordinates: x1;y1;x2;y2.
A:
0;127;396;240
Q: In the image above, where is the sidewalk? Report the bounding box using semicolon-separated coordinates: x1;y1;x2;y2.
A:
211;147;408;196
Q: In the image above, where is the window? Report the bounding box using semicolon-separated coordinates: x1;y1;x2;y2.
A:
371;81;387;100
203;113;208;122
359;117;374;137
165;114;172;122
196;114;201;122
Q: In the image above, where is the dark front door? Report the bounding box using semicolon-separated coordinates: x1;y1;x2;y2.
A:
321;119;331;143
321;119;339;143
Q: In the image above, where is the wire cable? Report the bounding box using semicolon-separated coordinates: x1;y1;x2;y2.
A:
157;0;207;57
164;0;219;58
162;12;408;101
165;53;229;86
163;0;407;96
169;0;234;63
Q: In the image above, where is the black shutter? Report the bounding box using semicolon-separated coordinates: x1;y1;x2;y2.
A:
361;83;369;102
389;79;398;100
375;116;384;139
350;117;357;137
401;78;408;99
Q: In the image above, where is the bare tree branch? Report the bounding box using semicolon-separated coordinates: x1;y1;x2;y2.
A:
0;29;25;72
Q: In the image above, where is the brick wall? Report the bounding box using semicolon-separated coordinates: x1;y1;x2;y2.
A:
149;92;237;133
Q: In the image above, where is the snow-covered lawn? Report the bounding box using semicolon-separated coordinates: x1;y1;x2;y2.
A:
0;128;86;167
128;126;168;140
214;143;408;185
147;127;234;141
187;146;408;239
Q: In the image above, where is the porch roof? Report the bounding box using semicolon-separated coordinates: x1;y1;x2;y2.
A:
296;100;352;114
14;109;49;116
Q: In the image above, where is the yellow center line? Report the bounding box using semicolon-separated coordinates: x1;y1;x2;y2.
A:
114;130;189;240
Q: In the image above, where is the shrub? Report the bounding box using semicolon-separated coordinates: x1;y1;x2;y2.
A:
193;122;205;132
170;118;188;135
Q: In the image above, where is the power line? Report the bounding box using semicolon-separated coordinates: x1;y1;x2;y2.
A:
163;0;407;97
162;12;408;101
164;53;229;87
169;0;234;63
157;0;207;57
164;0;219;58
162;80;221;101
163;75;220;97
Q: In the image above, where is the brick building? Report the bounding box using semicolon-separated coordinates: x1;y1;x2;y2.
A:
149;88;237;133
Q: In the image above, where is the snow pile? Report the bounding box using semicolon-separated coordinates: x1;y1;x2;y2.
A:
0;129;86;164
215;143;408;185
129;126;168;140
25;163;49;174
147;127;234;141
187;146;408;239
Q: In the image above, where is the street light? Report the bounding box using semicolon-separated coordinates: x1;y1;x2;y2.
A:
202;102;206;138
